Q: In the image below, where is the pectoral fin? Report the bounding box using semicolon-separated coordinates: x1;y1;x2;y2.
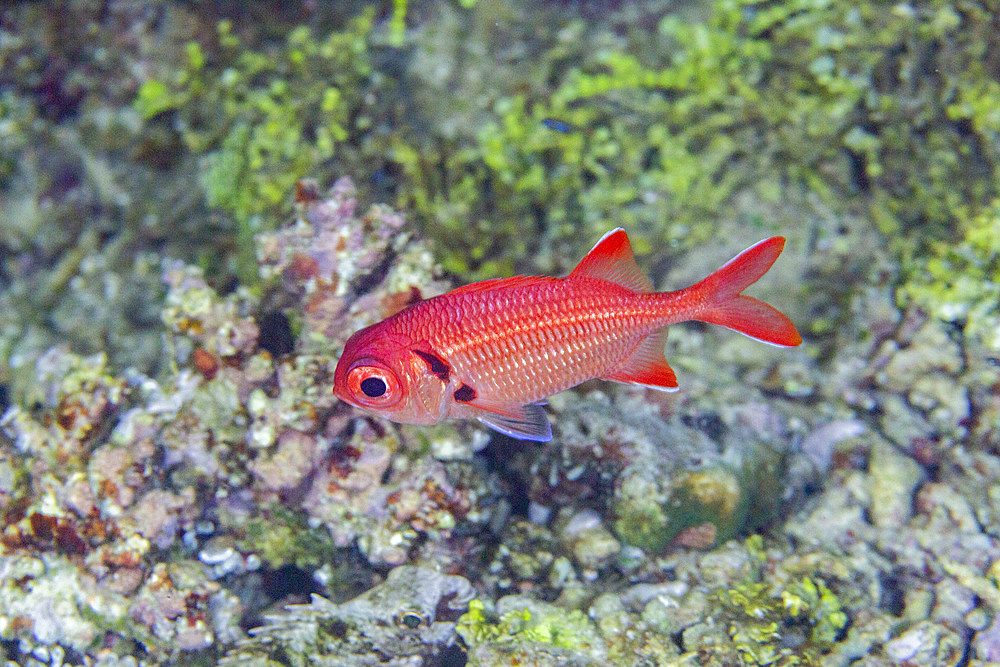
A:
473;402;552;442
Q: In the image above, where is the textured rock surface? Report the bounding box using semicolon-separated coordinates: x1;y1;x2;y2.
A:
3;1;1000;664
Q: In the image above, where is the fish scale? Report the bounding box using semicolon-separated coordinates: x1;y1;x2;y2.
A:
425;281;652;404
333;228;801;442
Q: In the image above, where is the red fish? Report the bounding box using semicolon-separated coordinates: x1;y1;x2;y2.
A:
333;229;801;441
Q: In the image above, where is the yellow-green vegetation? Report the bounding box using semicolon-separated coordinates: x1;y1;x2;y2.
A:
130;0;1000;297
457;598;603;659
456;537;851;665
388;0;408;48
703;537;848;665
239;510;340;572
902;200;1000;350
712;577;847;665
393;0;1000;279
134;13;377;280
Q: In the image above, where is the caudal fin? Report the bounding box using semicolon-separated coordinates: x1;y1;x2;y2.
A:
684;237;802;347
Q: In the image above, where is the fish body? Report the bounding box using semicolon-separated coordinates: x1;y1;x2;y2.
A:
333;228;801;441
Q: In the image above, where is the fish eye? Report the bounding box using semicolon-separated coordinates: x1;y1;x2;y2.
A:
398;611;423;628
345;362;402;408
360;376;386;398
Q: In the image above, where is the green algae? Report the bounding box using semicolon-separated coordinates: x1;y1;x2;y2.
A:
239;510;339;573
391;0;1000;281
457;598;605;664
123;0;1000;291
457;536;854;666
716;576;847;663
613;444;784;554
134;13;378;282
695;537;849;666
902;199;1000;350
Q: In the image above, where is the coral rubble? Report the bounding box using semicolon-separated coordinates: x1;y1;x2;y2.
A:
3;0;1000;665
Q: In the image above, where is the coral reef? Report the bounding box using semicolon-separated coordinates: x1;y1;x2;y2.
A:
220;566;474;665
0;180;481;662
133;13;384;282
1;177;999;667
3;0;1000;665
902;200;1000;351
456;535;855;666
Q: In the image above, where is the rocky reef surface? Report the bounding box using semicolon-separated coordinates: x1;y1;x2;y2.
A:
3;1;1000;665
0;179;997;666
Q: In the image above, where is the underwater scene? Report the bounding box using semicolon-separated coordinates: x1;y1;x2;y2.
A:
1;0;999;664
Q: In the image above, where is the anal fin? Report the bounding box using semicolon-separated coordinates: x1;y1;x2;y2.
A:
474;402;552;442
603;328;679;392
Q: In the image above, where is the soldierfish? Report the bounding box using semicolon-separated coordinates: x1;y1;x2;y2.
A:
333;228;801;442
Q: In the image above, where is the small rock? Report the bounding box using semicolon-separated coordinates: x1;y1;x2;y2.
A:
884;620;963;665
974;609;1000;661
916;483;981;533
248;429;318;491
909;374;969;434
868;439;924;528
561;509;620;573
879;394;936;450
672;522;717;549
931;578;975;625
801;419;866;474
878;322;962;393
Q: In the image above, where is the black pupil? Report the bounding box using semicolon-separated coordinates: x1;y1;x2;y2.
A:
360;376;387;398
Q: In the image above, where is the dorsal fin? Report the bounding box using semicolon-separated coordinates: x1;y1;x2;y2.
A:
568;228;653;292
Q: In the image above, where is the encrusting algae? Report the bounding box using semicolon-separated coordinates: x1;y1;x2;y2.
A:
2;175;1000;664
4;0;1000;663
0;180;484;661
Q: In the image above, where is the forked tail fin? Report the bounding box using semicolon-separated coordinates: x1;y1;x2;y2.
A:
683;237;802;347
